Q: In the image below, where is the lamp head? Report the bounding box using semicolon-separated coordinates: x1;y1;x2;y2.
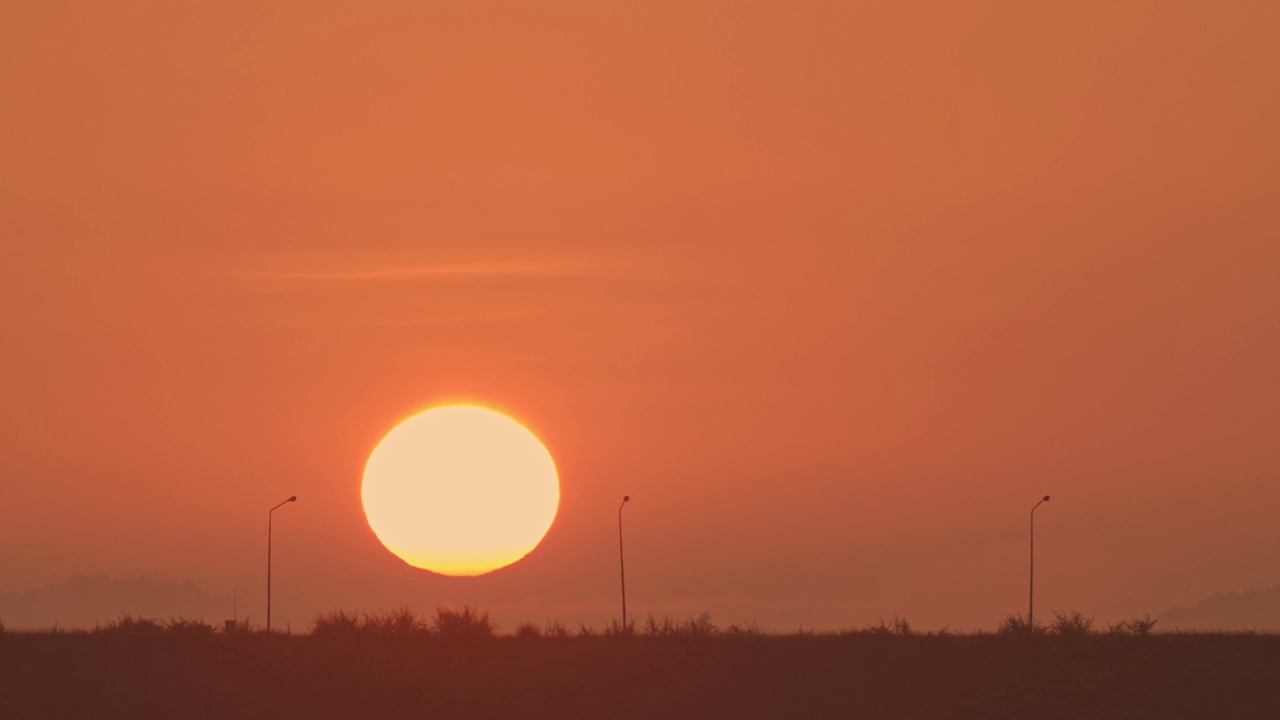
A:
623;495;630;503
1043;495;1050;502
288;496;298;502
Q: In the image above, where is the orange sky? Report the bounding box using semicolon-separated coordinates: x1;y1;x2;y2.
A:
2;1;1277;631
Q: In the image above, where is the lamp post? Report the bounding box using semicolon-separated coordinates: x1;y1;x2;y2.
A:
267;495;297;632
618;495;630;632
1029;495;1050;630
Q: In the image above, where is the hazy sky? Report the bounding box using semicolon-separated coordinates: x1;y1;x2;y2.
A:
2;1;1277;631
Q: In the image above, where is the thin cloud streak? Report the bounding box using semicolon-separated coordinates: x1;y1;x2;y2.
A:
264;262;574;282
238;251;637;286
367;305;563;327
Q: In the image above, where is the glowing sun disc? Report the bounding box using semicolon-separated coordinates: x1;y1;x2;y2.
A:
361;406;559;576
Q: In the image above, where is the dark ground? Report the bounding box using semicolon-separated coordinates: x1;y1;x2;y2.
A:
2;631;1278;719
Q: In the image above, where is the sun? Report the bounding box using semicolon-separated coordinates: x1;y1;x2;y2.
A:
361;405;560;576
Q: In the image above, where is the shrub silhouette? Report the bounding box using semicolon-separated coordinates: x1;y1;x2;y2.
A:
311;607;495;637
102;614;164;634
692;611;717;636
1051;610;1095;636
998;612;1047;635
363;607;425;636
312;609;362;636
723;619;764;636
1107;614;1158;635
431;606;495;639
1125;614;1157;635
514;622;542;640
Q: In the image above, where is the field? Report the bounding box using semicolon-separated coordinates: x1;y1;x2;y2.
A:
2;613;1277;719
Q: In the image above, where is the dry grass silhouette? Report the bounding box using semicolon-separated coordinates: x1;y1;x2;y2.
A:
1;607;1276;719
311;606;496;638
996;611;1159;637
0;607;1212;642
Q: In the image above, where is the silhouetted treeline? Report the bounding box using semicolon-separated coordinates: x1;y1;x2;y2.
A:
1158;584;1280;631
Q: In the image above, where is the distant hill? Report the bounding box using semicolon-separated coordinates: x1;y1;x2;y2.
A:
1158;585;1280;632
0;574;228;630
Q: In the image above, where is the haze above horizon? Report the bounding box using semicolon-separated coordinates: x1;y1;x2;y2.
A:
1;1;1276;632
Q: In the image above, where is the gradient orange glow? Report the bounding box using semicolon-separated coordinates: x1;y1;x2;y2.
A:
362;406;559;576
1;1;1277;633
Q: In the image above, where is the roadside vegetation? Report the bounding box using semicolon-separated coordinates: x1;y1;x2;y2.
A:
0;607;1202;640
2;607;1275;718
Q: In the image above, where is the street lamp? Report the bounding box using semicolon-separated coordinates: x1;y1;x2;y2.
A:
1029;495;1050;630
267;495;297;632
618;495;630;632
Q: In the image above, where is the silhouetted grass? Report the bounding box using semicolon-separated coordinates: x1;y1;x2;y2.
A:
100;614;164;635
0;607;1180;641
997;611;1048;635
430;605;496;638
311;606;496;639
1;608;1277;719
363;607;426;636
311;608;362;636
1111;614;1158;635
995;611;1160;638
542;617;571;638
849;615;915;637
